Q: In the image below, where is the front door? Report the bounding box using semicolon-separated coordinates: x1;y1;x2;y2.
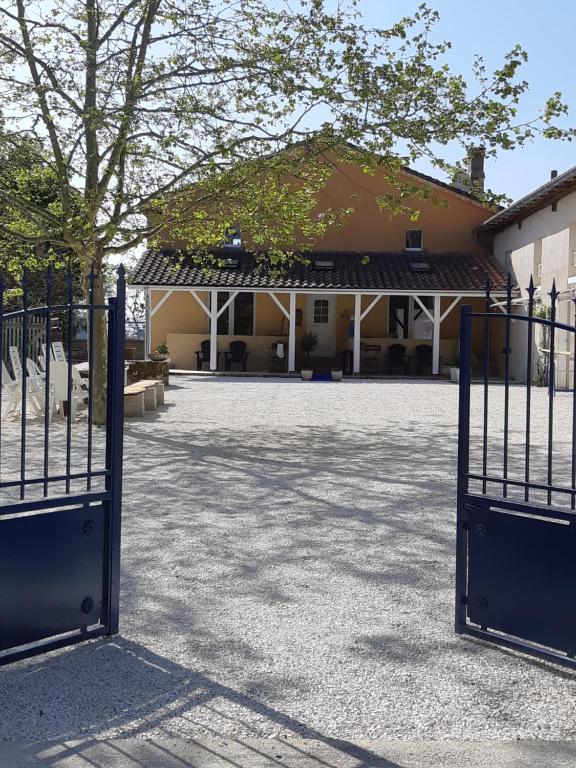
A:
307;295;336;357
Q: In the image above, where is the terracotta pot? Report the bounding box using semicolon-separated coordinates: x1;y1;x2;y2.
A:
149;352;170;362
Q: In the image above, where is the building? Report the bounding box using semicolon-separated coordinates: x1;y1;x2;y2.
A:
479;165;576;386
132;152;508;375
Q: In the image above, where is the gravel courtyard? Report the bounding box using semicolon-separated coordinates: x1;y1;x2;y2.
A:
1;377;576;753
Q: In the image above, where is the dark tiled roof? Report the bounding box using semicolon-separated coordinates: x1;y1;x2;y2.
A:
479;164;576;233
131;249;508;293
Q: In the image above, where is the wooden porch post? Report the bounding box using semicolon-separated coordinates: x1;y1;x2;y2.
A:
288;292;296;372
432;294;441;375
145;287;151;356
210;289;218;371
353;293;361;374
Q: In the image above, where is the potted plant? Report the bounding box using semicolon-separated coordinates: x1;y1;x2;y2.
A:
149;341;170;362
450;352;480;383
300;333;318;380
331;368;343;382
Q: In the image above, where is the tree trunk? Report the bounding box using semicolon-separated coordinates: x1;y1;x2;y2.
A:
84;259;108;425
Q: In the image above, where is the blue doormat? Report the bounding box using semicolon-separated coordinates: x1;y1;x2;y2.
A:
311;372;333;381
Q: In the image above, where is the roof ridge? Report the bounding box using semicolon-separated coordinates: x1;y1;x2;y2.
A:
480;163;576;232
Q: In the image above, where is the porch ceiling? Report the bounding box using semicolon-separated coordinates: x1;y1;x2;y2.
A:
132;248;508;294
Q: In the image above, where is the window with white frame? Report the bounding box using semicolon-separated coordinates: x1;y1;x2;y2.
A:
405;229;423;251
313;298;329;324
214;291;254;335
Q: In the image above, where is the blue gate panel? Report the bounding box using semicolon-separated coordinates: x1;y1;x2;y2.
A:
467;505;576;653
0;505;105;651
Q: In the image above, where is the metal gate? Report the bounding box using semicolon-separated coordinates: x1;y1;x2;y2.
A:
0;265;125;666
456;275;576;668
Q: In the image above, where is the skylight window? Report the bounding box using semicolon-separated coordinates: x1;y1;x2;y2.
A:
408;261;432;273
405;230;423;251
314;258;334;269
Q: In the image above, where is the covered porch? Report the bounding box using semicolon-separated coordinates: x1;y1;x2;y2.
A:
132;248;509;378
144;287;497;376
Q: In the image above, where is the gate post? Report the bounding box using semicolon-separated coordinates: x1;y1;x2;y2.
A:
105;266;126;635
455;304;472;633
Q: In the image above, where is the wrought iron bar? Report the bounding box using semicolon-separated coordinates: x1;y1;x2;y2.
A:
547;281;558;505
0;469;109;491
20;270;29;501
2;303;109;318
107;264;126;634
482;276;491;494
467;472;576;499
65;266;73;494
43;266;52;496
87;263;95;490
0;272;3;498
502;273;513;498
455;304;472;633
524;277;535;503
572;297;576;510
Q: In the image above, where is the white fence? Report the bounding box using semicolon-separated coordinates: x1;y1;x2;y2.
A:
2;317;47;370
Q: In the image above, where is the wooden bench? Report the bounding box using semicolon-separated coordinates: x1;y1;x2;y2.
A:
137;379;165;406
124;385;146;417
124;379;165;418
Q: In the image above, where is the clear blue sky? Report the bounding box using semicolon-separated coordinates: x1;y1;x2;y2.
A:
355;0;576;202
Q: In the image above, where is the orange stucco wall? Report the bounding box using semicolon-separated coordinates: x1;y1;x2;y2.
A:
308;163;490;253
153;158;492;254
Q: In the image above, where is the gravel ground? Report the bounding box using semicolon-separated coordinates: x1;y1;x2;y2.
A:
0;377;576;748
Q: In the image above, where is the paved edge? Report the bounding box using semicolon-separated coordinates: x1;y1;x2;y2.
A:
1;738;576;768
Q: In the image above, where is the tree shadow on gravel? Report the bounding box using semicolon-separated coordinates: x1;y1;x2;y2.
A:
0;637;404;768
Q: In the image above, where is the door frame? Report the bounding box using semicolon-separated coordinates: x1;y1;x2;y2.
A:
306;294;336;357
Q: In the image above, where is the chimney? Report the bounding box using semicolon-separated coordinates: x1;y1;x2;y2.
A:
468;147;485;193
551;169;558;179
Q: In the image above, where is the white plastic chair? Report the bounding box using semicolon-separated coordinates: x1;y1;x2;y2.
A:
51;341;67;362
50;361;87;421
26;358;44;378
3;355;49;420
41;343;52;362
9;346;23;380
1;361;22;419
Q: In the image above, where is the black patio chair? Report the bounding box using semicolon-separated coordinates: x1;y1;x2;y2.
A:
387;343;408;375
363;344;382;374
195;339;211;370
414;344;433;375
225;340;249;372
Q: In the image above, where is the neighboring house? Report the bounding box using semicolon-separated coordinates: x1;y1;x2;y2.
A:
131;152;508;375
479;166;576;386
